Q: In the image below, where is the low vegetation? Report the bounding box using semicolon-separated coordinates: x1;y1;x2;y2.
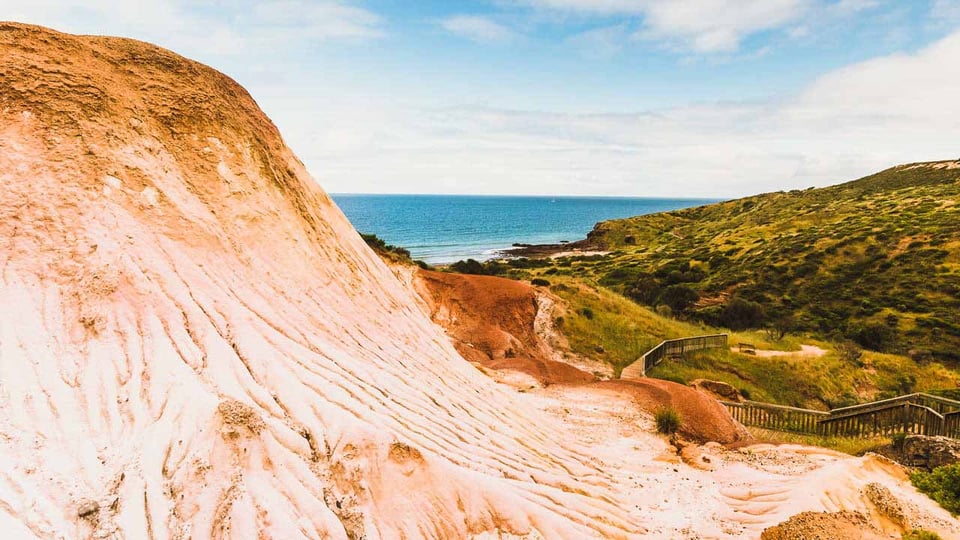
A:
902;530;943;540
911;464;960;516
654;406;682;434
745;427;888;456
580;163;960;362
361;233;430;268
439;162;960;410
541;276;958;409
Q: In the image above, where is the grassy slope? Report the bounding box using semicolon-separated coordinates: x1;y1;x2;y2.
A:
558;161;960;361
546;275;958;409
447;161;960;409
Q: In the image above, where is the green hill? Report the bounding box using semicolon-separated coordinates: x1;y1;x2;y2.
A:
529;161;960;362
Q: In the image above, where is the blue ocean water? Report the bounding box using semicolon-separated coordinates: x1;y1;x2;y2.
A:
331;194;720;264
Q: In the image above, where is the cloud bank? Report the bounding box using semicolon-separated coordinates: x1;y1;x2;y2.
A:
285;29;960;197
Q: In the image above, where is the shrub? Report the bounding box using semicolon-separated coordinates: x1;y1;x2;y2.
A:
451;259;486;275
660;284;699;313
719;297;766;330
580;307;595;320
836;341;864;365
890;432;907;450
654;406;682;434
902;530;942;540
655;304;673;318
911;463;960;515
530;278;550;287
855;322;898;351
626;275;660;305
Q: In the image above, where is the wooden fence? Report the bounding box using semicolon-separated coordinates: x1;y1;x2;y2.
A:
621;334;728;378
723;393;960;439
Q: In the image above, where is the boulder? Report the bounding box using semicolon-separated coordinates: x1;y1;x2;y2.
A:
690;379;743;402
898;435;960;470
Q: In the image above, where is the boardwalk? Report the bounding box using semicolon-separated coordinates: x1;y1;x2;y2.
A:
620;334;728;379
723;393;960;440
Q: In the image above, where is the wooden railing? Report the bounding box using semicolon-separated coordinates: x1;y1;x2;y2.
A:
722;393;960;439
620;334;728;378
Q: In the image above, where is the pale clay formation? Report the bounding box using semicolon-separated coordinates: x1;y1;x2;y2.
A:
0;22;958;539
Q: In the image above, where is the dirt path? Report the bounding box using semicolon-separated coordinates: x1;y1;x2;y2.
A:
734;344;828;358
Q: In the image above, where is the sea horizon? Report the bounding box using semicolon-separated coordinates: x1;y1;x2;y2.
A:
332;193;722;264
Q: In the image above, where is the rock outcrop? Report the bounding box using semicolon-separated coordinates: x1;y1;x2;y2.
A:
0;22;642;538
894;435;960;470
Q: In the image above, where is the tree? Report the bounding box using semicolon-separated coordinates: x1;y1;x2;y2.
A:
660;284;699;313
855;322;897;352
719;298;766;330
626;275;660;306
451;259;486;275
765;314;796;340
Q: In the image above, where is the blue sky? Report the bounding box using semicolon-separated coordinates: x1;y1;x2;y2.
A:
4;0;960;196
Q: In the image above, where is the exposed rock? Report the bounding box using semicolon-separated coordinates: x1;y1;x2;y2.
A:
77;500;99;518
760;511;885;540
690;379;744;402
887;435;960;471
2;22;959;540
863;482;910;529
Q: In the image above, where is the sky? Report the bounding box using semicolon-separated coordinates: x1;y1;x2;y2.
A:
3;0;960;197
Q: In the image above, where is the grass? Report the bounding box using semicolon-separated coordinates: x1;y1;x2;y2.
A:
746;427;889;456
490;162;960;363
902;530;943;540
543;276;960;409
434;161;960;415
911;464;960;516
655;406;682;434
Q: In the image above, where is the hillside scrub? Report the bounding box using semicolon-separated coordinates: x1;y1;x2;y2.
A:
520;277;959;408
911;464;960;516
499;162;960;363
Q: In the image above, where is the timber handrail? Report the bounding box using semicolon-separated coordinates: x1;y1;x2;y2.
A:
620;333;728;378
722;392;960;439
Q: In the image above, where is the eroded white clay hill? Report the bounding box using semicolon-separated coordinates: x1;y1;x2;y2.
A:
1;23;958;539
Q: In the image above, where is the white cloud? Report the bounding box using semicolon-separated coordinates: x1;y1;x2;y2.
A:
517;0;810;53
0;0;383;61
566;23;631;57
281;29;960;197
931;0;960;22
250;1;383;42
440;15;517;43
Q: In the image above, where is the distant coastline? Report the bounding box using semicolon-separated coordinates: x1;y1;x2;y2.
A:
333;194;720;264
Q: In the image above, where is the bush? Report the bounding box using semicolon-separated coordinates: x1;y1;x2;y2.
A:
654;406;682;434
451;259;486;275
911;463;960;515
626;275;660;305
836;341;864;365
655;304;673;318
855;322;898;352
719;297;766;330
530;278;550;287
902;530;942;540
891;431;907;450
580;307;595;320
660;284;699;313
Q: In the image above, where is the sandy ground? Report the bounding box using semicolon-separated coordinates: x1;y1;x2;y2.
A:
414;267;960;537
1;22;957;539
549;250;610;259
522;383;960;539
734;344;829;358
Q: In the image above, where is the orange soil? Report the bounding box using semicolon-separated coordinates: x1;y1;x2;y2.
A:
415;270;595;385
416;269;750;444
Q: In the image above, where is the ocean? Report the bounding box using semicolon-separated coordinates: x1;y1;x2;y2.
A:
331;194;720;264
